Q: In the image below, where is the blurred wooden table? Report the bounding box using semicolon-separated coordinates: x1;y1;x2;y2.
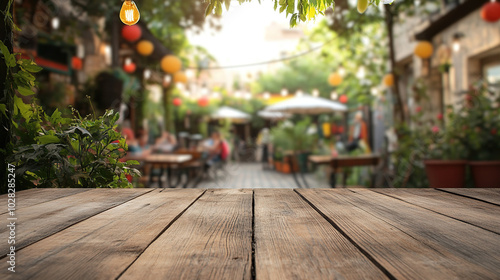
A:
1;188;500;279
309;154;380;188
145;154;192;188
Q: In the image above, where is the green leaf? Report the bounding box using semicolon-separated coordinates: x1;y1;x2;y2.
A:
17;86;35;96
19;59;43;73
0;104;6;117
225;0;231;10
37;135;61;144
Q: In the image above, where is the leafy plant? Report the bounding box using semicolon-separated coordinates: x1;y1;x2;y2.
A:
10;104;140;189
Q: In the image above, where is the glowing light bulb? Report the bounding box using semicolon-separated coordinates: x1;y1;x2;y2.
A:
281;88;288;96
120;0;140;26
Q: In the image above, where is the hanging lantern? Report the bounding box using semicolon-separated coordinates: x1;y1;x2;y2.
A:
337;126;345;134
322;123;331;138
383;73;394;87
136;40;154;56
173;98;182;107
339;95;348;104
161;55;182;74
198;97;209;107
119;0;140;26
481;1;500;23
414;41;434;59
173;71;188;84
123;62;136;73
121;25;142;42
71;57;82;70
328;72;343;86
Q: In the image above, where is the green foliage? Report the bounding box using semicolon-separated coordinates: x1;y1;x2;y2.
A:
271;118;316;157
10;105;140;189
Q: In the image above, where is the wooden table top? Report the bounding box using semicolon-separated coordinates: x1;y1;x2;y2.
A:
1;188;500;279
309;154;380;166
145;154;192;164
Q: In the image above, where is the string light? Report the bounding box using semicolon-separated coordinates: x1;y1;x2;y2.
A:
120;0;140;26
263;92;270;99
281;88;288;96
312;89;320;97
330;91;338;100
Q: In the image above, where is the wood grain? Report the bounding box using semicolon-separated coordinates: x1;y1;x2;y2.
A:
0;188;152;256
120;189;253;280
349;189;500;275
373;188;500;234
297;189;499;279
0;188;90;214
254;189;388;280
0;189;204;280
439;188;500;206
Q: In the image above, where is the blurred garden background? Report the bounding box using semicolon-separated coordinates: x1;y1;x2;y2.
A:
1;0;499;192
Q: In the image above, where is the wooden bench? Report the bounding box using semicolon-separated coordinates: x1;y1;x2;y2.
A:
309;154;381;188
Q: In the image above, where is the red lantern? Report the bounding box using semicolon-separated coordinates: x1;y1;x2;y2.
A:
337;126;344;134
121;25;142;42
173;98;182;107
198;97;209;107
71;57;82;70
481;1;500;23
123;62;136;73
339;95;348;104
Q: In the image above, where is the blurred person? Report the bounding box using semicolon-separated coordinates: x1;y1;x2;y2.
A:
257;127;271;169
202;131;229;167
154;131;178;153
346;111;370;153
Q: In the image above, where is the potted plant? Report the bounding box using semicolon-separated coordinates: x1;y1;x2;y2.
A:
282;118;316;173
453;82;500;188
412;108;468;188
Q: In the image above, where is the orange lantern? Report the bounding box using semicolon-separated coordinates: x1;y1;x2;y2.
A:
481;1;500;23
121;25;142;42
383;73;394;87
339;94;348;104
414;41;434;59
198;97;209;107
328;72;343;86
173;71;188;84
123;62;136;73
136;40;154;56
161;55;182;74
173;98;182;107
71;57;82;70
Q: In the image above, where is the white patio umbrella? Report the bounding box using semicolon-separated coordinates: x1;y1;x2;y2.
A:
257;111;291;120
264;94;347;114
211;106;251;123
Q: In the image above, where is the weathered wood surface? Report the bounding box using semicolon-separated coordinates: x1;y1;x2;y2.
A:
373;188;500;234
254;189;388;280
120;189;253;280
0;188;499;279
0;188;90;214
1;189;203;280
0;188;152;256
297;189;499;279
349;189;500;275
439;188;500;206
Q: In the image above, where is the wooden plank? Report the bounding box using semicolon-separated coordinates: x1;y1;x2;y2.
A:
347;189;500;275
439;188;500;206
0;189;204;280
254;189;388;280
120;189;253;280
0;188;152;256
0;188;90;215
297;189;499;279
373;188;500;234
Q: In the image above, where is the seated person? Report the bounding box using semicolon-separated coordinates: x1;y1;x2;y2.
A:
154;131;178;153
201;131;229;167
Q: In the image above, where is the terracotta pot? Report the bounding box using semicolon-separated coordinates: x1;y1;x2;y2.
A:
469;161;500;188
424;160;467;188
275;162;282;172
282;163;291;174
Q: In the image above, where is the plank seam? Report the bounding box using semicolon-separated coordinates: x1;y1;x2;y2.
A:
115;189;207;280
293;189;397;280
436;189;500;207
374;190;500;236
0;188;156;259
251;190;256;280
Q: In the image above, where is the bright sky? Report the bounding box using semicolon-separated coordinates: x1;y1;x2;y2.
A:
187;0;324;71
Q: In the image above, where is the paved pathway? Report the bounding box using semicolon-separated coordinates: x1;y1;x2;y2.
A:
196;163;331;188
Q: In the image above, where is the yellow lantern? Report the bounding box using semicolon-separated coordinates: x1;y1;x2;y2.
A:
383;73;394;87
137;40;154;56
414;41;434;59
328;72;343;86
173;71;188;84
161;55;182;74
322;123;331;138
